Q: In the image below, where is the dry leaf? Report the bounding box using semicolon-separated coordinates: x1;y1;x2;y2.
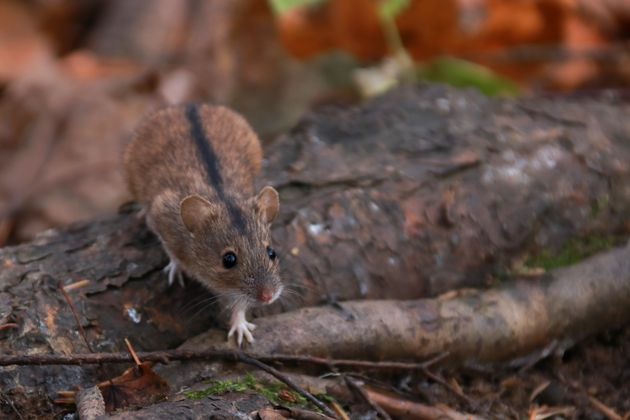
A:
97;362;169;412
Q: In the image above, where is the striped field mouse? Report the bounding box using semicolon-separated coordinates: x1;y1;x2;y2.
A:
124;104;282;346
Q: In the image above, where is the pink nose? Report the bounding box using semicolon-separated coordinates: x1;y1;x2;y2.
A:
257;288;273;302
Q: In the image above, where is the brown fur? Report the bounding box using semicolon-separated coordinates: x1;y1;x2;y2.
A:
123;104;281;306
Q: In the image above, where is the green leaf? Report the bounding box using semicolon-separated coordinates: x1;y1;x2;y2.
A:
268;0;327;15
417;56;520;96
379;0;410;20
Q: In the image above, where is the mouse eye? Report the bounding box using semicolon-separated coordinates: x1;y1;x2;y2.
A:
266;246;277;261
222;251;237;269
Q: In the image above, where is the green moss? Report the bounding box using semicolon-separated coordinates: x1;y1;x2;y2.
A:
590;195;610;218
183;378;249;399
183;373;331;410
525;234;619;270
493;266;513;283
255;379;309;406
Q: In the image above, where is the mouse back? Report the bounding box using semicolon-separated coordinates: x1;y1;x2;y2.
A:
123;104;262;206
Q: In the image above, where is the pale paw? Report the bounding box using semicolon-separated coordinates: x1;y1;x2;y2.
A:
163;260;184;287
227;320;257;347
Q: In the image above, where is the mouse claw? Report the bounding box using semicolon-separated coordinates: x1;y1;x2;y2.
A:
228;321;256;347
163;260;184;287
228;310;256;347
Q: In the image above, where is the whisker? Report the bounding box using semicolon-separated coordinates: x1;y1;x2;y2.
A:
286;282;317;293
277;289;306;307
186;303;216;322
182;290;237;321
181;295;221;313
283;284;313;297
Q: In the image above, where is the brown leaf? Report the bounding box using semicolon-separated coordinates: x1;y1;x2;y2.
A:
277;388;298;403
256;407;290;420
97;362;169;412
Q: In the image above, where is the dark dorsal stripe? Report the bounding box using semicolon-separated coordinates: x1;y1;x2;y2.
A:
186;104;224;194
225;200;248;234
185;104;248;233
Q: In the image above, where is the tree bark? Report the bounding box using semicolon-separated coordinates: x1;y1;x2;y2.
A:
1;85;630;417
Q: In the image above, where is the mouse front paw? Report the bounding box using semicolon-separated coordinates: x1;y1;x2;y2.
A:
163;260;184;287
228;309;256;347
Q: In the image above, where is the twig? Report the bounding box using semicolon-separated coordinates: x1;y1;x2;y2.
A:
345;377;392;420
589;396;622;420
0;349;447;371
364;387;483;420
528;405;575;420
236;352;337;418
330;400;350;420
556;372;622;420
0;323;18;331
421;366;478;408
53;390;79;405
58;282;93;353
261;351;449;371
63;279;91;292
124;338;142;366
0;392;24;420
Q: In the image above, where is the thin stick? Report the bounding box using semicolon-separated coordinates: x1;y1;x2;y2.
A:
124;338;142;366
63;279;91;292
236;352;337;418
330;401;350;420
421;367;477;408
259;351;449;371
0;392;24;420
0;349;447;371
365;388;483;420
588;396;622;420
58;282;93;353
0;323;18;331
345;377;392;420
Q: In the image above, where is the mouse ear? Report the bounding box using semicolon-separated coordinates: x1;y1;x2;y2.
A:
180;195;218;234
255;186;279;224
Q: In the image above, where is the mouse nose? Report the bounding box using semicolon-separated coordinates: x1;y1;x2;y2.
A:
257;288;273;303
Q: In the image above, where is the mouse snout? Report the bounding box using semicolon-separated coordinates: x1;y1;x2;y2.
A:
257;287;273;303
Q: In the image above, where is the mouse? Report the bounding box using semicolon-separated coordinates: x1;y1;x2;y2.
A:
123;103;282;346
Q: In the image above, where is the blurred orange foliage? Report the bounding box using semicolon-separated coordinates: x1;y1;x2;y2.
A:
275;0;622;89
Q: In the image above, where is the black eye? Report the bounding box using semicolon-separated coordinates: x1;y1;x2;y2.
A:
222;252;237;269
267;246;277;261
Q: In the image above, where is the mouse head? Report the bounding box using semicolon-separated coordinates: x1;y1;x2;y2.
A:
179;186;282;305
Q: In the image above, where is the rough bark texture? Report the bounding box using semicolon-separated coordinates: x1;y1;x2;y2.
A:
106;393;269;420
1;85;630;416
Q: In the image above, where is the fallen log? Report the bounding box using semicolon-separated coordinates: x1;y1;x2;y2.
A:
2;85;630;417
